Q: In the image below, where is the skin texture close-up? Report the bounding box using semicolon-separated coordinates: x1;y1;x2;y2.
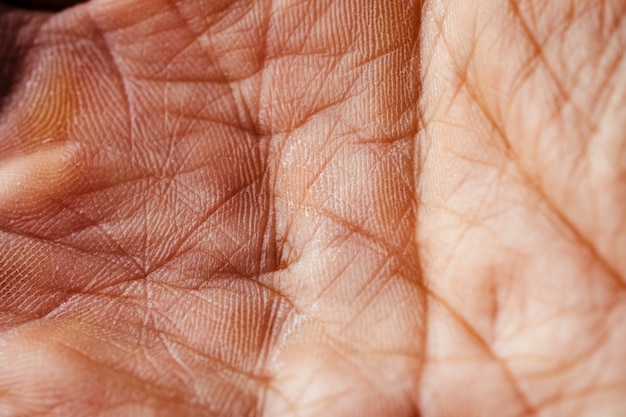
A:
0;0;625;416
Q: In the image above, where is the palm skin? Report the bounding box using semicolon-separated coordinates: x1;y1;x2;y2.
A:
0;0;625;416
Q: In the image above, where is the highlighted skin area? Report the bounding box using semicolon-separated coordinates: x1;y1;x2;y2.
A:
0;144;84;216
1;1;626;416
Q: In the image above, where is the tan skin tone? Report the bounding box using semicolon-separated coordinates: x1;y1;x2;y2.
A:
1;0;625;415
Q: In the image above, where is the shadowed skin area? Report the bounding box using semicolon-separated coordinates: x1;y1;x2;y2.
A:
1;0;80;11
0;0;625;416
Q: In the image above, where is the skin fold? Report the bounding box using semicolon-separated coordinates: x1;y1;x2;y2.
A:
0;0;624;416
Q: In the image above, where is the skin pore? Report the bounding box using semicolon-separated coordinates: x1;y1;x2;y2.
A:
0;0;625;416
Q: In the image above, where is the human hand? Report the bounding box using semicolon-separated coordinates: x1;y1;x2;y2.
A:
0;1;625;416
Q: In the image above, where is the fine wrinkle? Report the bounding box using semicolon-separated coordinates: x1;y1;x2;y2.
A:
467;64;626;293
436;1;626;291
508;1;626;290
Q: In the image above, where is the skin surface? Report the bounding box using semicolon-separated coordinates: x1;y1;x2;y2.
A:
0;0;625;416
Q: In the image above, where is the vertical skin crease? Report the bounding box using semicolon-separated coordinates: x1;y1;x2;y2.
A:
1;0;626;416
